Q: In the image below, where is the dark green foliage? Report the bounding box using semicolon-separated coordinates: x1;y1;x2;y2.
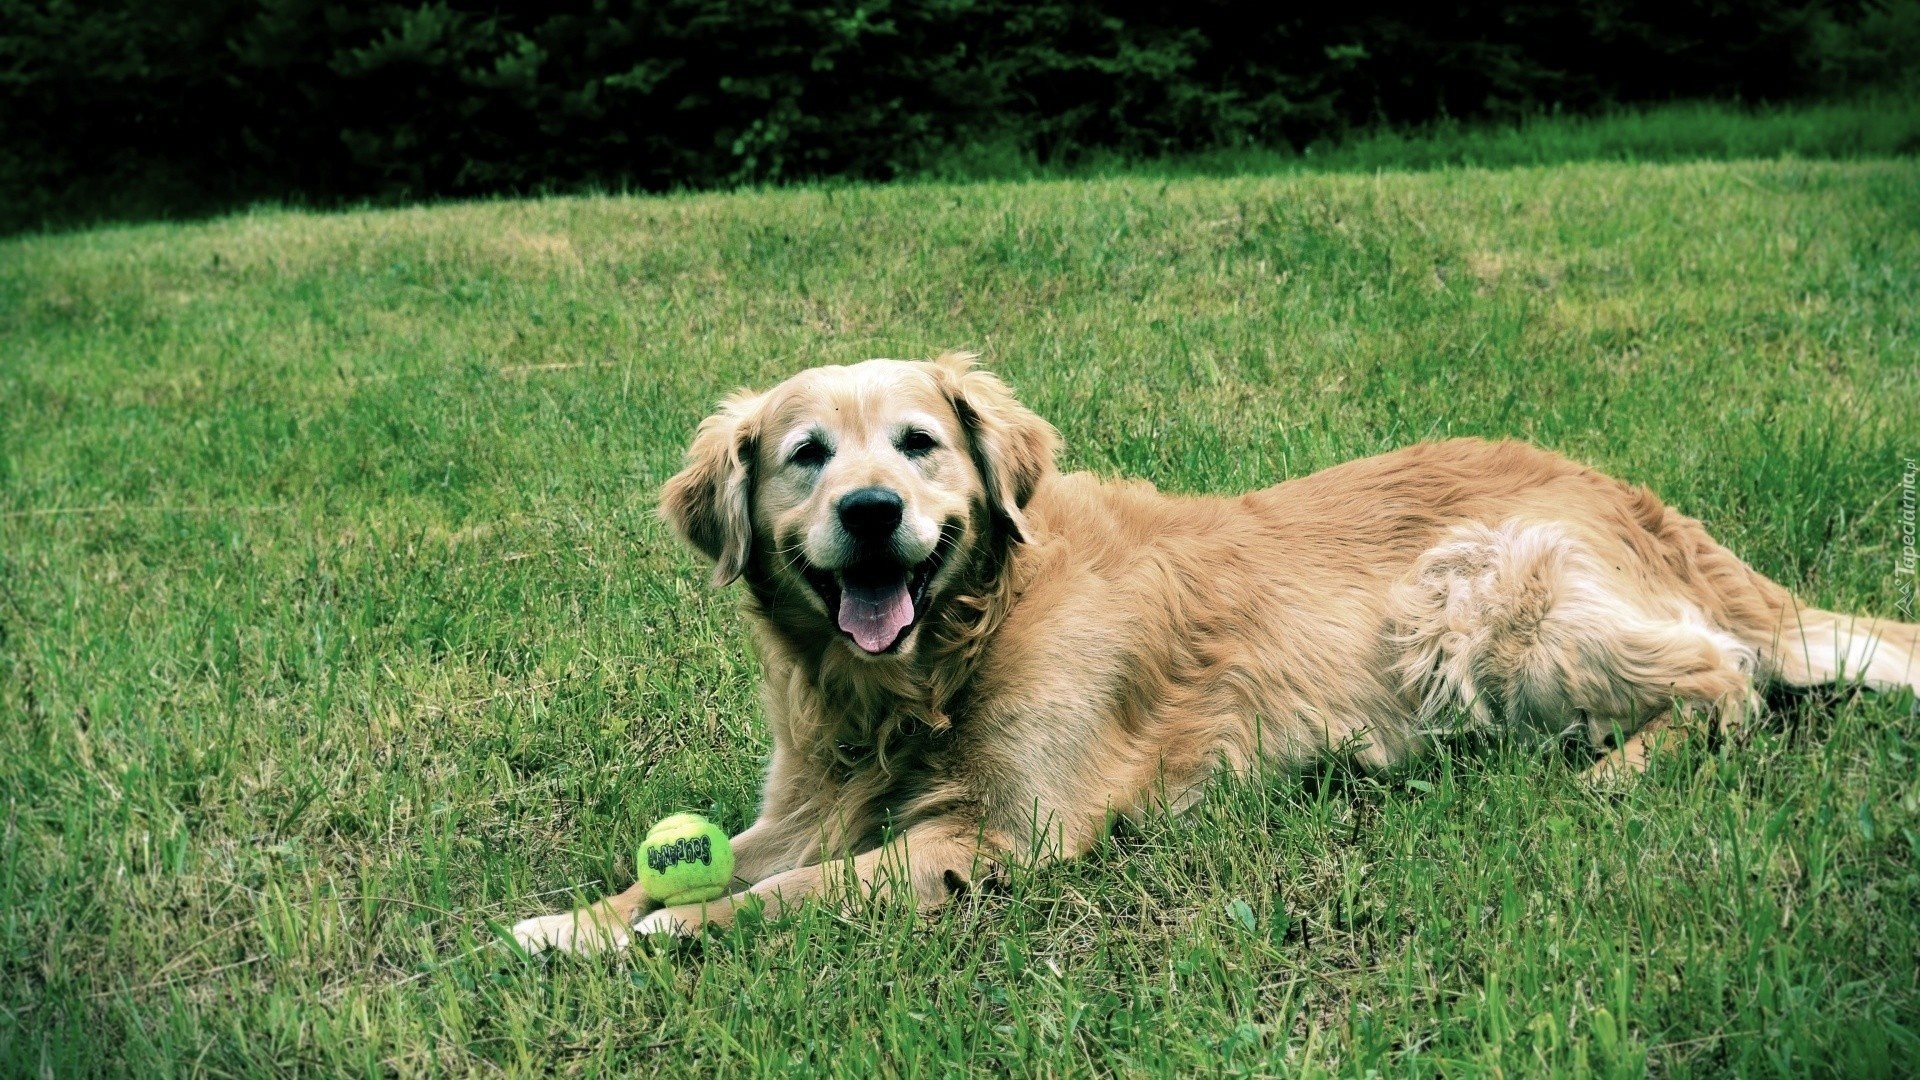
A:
1;0;1914;226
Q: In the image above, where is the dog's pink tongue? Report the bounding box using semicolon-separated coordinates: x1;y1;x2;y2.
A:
838;579;914;653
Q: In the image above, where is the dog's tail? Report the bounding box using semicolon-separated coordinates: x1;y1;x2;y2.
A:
1649;497;1918;696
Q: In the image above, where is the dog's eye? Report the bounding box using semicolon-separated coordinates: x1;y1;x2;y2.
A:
898;429;938;457
790;439;831;468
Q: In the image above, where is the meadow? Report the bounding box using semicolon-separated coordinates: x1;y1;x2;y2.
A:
3;122;1919;1074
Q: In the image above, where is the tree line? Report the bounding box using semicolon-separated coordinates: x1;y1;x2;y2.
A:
2;0;1914;226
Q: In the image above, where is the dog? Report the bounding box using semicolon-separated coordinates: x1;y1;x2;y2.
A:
512;351;1919;953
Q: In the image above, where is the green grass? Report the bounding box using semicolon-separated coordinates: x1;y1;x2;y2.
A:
3;151;1919;1076
10;94;1919;239
930;95;1920;183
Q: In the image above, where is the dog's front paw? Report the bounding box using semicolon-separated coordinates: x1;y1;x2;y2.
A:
633;906;699;939
511;911;632;955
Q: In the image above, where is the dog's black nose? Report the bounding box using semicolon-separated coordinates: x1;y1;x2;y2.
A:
838;487;904;543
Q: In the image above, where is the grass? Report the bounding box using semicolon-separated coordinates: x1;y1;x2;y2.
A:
2;143;1919;1075
9;94;1919;240
931;94;1920;184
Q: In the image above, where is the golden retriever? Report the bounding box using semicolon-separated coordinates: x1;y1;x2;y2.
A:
513;352;1919;953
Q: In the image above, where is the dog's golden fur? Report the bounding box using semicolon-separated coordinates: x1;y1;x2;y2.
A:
514;352;1920;953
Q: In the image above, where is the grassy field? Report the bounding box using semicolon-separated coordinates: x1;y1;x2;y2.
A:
8;95;1918;239
3;149;1919;1075
936;94;1920;182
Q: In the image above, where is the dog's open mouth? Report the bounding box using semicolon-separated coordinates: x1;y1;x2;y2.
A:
802;533;952;655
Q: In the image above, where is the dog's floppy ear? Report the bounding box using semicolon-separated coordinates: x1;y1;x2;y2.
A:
930;351;1060;543
660;389;768;586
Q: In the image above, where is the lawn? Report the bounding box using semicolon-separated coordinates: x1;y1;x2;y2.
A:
3;147;1918;1075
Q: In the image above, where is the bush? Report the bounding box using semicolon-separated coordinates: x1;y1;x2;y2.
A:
2;0;1914;227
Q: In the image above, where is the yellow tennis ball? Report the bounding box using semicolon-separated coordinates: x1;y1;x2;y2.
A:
638;813;734;906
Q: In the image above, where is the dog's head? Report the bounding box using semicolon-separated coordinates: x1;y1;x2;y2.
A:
661;352;1059;659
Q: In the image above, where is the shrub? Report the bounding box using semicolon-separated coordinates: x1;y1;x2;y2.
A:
1;0;1914;226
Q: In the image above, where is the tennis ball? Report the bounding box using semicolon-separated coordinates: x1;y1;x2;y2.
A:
638;812;734;906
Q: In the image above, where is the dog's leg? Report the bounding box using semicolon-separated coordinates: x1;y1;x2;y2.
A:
1396;520;1768;783
508;879;653;956
510;815;820;955
1583;711;1686;784
1580;673;1765;785
1768;608;1920;693
633;820;992;939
